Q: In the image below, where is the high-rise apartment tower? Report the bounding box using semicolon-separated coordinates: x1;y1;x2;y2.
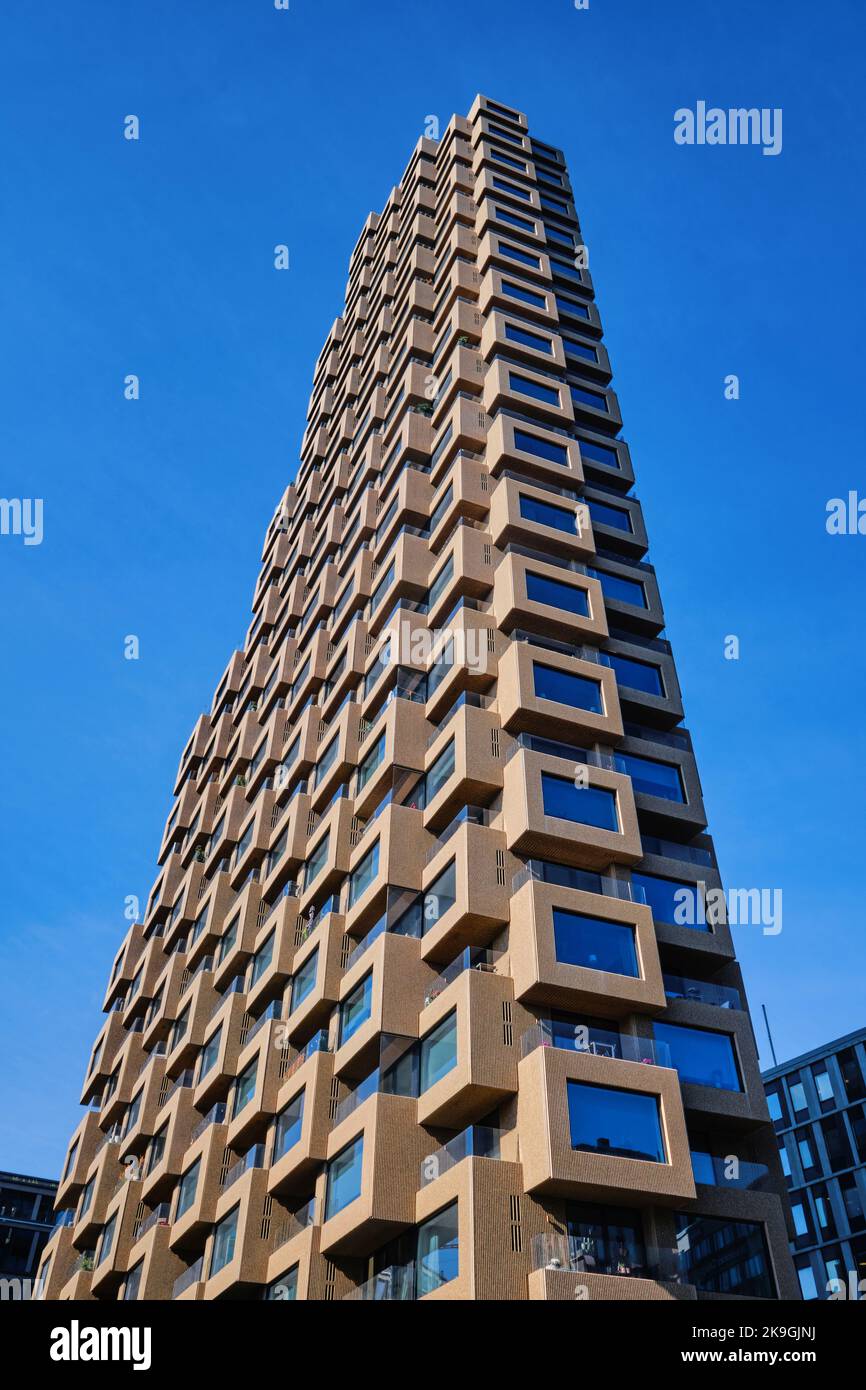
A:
38;95;798;1302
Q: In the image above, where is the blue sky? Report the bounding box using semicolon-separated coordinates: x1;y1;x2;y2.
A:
2;0;865;1177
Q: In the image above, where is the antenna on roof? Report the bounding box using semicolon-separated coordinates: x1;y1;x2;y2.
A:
761;1004;778;1068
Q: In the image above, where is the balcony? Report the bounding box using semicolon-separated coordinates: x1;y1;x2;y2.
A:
663;973;741;1010
172;1254;205;1300
343;1262;416;1301
419;1125;501;1186
528;1232;692;1301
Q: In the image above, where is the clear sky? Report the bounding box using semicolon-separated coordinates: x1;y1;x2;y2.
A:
2;0;865;1178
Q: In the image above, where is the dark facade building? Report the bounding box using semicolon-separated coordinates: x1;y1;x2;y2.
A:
38;95;797;1301
0;1170;58;1287
763;1026;866;1300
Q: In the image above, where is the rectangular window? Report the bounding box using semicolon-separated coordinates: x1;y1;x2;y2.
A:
654;1022;741;1092
176;1158;200;1219
416;1201;459;1297
97;1213;117;1265
348;840;379;908
525;570;589;617
339;972;374;1046
630;871;707;930
492;178;531;201
606;652;664;697
325;1136;364;1220
676;1214;775;1299
356;731;386;794
578;438;619;469
563;337;598;363
198;1025;222;1081
519;493;577;534
589;567;646;608
513;428;569;466
425;738;456;802
504;322;553;354
571;384;608;413
420;1011;458;1092
541;771;619;832
495;206;535;231
428;555;454;609
273;1091;305;1162
508;371;560;405
290;947;319;1013
209;1206;239;1278
556;294;591;321
553;907;639;978
532;661;603;714
567;1081;665;1163
587;499;632;533
304;831;330;887
369;561;395;614
502;279;546;308
232;1058;258;1117
249;931;275;985
498;241;539;267
615;752;685;803
315;733;340;786
265;1267;298;1300
123;1261;143;1302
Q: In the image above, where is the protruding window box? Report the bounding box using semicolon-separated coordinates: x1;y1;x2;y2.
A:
318;1092;422;1258
267;1045;334;1196
332;932;434;1081
419;817;510;965
493;553;607;646
496;640;623;746
488;474;596;563
503;746;642;871
517;1040;695;1204
416;967;518;1128
509;875;666;1016
423;707;504;834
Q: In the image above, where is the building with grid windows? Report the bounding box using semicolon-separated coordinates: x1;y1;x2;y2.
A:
0;1171;57;1291
37;95;797;1302
763;1026;866;1300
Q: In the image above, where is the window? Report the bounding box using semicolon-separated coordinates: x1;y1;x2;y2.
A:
304;832;330;887
813;1068;834;1105
356;732;385;793
820;1113;854;1172
570;383;608;412
209;1206;239;1277
587;498;632;533
420;1011;457;1092
416;1202;459;1297
504;322;553;353
273;1091;305;1162
615;752;685;803
176;1158;200;1219
369;561;395;614
428;555;454;609
502;279;546;308
675;1214;775;1299
199;1025;222;1081
340;972;374;1046
797;1262;819;1301
325;1137;364;1220
265;1267;298;1300
290;948;319;1012
498;242;538;267
590;567;647;608
778;1143;791;1177
217;914;239;964
250;931;274;986
553;907;639;978
533;662;603;714
579;437;619;469
525;570;589;617
631;871;709;931
315;733;340;786
541;772;619;832
495;206;534;230
97;1213;117;1265
519;493;576;533
508;371;560;405
789;1079;808;1113
391;860;457;939
491;177;531;201
348;840;379;908
513;428;569;466
563;337;598;363
566;1201;647;1276
79;1176;95;1219
425;739;455;802
123;1261;143;1302
232;1058;258;1117
654;1022;741;1092
606;652;664;697
567;1081;665;1162
147;1124;167;1175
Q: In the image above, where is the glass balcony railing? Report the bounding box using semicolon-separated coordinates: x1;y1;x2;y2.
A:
424;947;503;1007
512;859;647;904
271;1196;318;1252
281;1029;330;1084
223;1142;266;1192
133;1202;170;1242
663;974;741;1010
420;1126;501;1185
190;1101;227;1143
531;1231;685;1284
519;1017;672;1068
240;999;283;1050
172;1254;204;1298
342;1261;416;1301
342;911;388;974
690;1151;770;1190
424;805;492;865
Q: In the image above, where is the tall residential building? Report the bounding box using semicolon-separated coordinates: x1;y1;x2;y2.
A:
0;1171;57;1290
38;95;797;1303
763;1026;866;1300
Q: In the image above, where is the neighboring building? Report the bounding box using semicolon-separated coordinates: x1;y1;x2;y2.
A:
763;1026;866;1300
38;94;797;1302
0;1171;58;1286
